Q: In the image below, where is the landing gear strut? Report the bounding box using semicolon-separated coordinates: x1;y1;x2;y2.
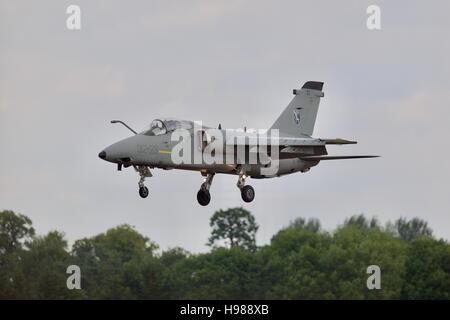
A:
197;173;214;206
134;165;152;198
237;172;255;203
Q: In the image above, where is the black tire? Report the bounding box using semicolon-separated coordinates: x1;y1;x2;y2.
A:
241;185;255;203
139;186;149;198
197;189;211;206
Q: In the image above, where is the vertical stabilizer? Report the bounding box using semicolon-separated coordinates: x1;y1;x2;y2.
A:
270;81;324;137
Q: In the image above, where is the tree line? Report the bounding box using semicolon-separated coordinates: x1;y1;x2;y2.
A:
0;208;449;299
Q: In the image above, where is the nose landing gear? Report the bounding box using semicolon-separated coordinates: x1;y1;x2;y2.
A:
134;165;152;199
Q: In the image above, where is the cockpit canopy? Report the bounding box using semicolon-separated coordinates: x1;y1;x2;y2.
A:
141;118;193;136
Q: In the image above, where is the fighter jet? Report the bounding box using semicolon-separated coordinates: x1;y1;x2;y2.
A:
98;81;377;206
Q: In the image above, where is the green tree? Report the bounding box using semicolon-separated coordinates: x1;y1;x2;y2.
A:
394;217;433;241
265;217;407;299
289;217;321;233
327;224;406;299
402;237;450;299
22;231;78;299
160;247;189;269
0;210;35;253
344;214;379;230
264;227;332;299
0;210;35;299
163;247;264;299
71;224;162;299
207;207;258;252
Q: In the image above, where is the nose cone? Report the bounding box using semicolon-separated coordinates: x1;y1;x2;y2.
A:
98;150;106;159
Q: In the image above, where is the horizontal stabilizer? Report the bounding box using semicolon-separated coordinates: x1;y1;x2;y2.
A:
300;155;379;161
321;138;357;145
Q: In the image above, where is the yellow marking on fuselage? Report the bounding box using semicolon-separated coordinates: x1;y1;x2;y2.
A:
158;150;171;154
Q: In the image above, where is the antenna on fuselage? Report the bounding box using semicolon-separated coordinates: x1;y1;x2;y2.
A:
110;120;137;135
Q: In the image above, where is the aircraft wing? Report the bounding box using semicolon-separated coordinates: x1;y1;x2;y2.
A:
225;134;358;147
226;135;325;146
223;133;378;160
299;155;379;161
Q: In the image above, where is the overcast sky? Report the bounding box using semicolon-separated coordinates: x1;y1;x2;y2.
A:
1;0;449;252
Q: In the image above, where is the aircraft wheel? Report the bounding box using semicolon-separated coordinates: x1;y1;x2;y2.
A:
139;186;149;198
241;185;255;203
197;189;211;206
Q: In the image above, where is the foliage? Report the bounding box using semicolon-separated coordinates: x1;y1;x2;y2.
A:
0;209;449;299
393;217;433;241
401;237;450;299
207;207;259;252
0;210;35;253
288;217;321;233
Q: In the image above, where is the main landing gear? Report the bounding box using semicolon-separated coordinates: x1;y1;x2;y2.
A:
135;165;152;198
196;172;255;206
197;173;214;206
237;172;255;203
